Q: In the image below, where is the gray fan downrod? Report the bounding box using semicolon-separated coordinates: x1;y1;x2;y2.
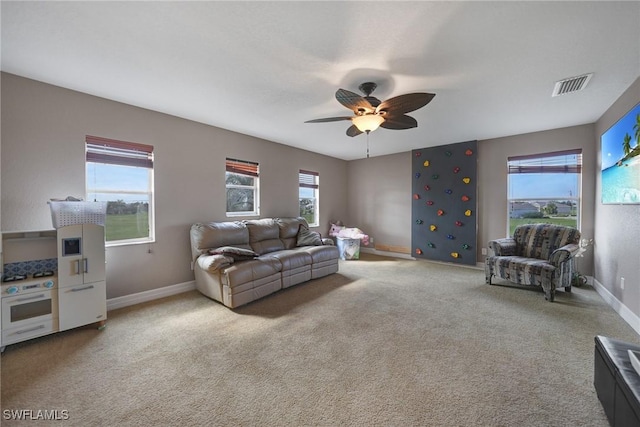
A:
358;82;381;108
358;82;377;96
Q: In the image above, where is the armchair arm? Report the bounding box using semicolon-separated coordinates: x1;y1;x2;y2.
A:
549;243;580;267
488;238;517;256
197;254;234;273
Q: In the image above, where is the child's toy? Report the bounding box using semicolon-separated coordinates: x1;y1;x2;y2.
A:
328;221;370;246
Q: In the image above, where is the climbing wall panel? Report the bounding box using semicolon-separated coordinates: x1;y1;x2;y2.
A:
411;140;477;266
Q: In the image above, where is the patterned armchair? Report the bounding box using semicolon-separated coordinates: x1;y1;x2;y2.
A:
485;224;581;302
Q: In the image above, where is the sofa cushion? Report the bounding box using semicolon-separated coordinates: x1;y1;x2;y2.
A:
209;246;258;261
514;224;580;260
490;256;556;286
294;245;339;264
296;224;323;246
276;217;305;249
265;250;312;271
220;257;282;288
245;218;285;255
190;222;251;260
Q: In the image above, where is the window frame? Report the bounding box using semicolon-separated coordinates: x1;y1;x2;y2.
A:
85;135;155;247
299;169;319;227
506;149;582;235
226;158;260;217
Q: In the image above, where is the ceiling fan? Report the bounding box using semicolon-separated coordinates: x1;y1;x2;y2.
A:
305;82;436;137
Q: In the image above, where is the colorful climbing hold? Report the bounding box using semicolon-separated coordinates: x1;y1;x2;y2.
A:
450;252;460;258
461;195;470;202
445;189;453;194
415;248;423;255
464;209;472;217
445;151;452;157
453;167;460;174
462;244;471;250
428;242;435;248
432;174;439;180
424;185;431;191
430;225;437;232
462;177;471;184
423;160;430;167
415;151;421;157
415;172;421;179
455;221;463;226
416;219;424;225
465;149;473;156
413;194;420;200
447;234;455;240
426;200;434;206
437;209;445;216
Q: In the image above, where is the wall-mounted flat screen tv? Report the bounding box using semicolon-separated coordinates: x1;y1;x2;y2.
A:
601;102;640;204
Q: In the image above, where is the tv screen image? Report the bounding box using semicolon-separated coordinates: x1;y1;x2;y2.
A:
601;102;640;204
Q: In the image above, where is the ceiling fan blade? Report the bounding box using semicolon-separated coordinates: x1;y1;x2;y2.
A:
376;93;435;115
336;89;375;114
305;116;353;123
380;115;418;130
346;124;363;137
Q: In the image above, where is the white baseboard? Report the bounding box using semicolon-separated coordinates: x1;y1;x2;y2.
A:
592;277;640;336
360;247;483;270
107;280;196;311
360;247;415;260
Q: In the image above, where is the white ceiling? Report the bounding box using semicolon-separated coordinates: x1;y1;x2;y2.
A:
2;1;639;160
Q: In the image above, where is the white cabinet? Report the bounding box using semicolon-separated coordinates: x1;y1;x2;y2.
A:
57;224;107;331
58;281;106;331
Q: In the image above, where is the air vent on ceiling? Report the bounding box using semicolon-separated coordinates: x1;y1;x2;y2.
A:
552;73;593;97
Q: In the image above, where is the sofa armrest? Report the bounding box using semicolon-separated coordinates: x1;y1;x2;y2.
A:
321;238;335;246
488;238;516;256
197;254;234;273
549;243;580;267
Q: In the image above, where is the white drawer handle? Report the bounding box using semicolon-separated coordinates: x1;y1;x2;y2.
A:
15;294;46;302
70;285;95;292
14;324;46;335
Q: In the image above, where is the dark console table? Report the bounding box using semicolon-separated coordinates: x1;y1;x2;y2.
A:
594;335;640;426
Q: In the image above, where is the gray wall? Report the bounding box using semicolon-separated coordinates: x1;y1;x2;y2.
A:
1;73;348;298
478;124;597;274
594;77;640;312
346;152;411;252
348;124;597;275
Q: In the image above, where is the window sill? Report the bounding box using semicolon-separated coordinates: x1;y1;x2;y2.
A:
106;238;155;248
226;213;260;218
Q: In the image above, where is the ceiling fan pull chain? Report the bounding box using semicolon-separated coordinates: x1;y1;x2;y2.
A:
366;131;370;158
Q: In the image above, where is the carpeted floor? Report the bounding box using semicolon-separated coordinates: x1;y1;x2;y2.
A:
1;253;638;426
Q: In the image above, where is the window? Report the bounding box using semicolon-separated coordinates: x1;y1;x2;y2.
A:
226;158;259;216
86;135;155;245
299;170;319;226
507;149;582;235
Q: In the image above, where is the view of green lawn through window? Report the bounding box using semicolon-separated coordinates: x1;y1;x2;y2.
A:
508;213;577;236
86;136;154;245
105;211;149;241
299;170;319;226
507;151;581;235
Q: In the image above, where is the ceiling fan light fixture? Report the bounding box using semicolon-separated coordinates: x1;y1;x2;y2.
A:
352;114;385;133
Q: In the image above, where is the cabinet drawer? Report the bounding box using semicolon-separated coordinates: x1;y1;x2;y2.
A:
2;319;57;345
59;281;106;331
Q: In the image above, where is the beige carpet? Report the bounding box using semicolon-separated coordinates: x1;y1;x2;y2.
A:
2;253;638;426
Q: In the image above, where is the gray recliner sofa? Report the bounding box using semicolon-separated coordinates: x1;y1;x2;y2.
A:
190;217;339;308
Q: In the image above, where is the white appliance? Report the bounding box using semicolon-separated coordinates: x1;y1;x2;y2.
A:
1;273;59;347
57;224;106;331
